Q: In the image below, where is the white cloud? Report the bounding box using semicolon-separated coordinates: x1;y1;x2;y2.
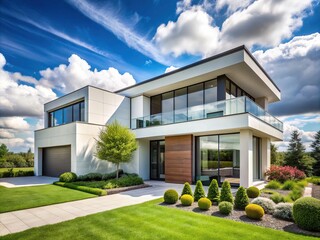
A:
0;129;15;139
154;0;314;57
253;33;320;116
176;0;192;14
165;66;178;73
154;9;219;57
39;54;136;93
0;117;30;130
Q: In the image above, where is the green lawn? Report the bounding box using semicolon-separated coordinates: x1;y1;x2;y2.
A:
1;198;317;240
0;185;96;213
0;167;34;173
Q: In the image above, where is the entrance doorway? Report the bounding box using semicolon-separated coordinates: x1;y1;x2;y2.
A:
150;140;165;180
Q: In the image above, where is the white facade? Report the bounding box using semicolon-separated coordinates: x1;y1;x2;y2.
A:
34;46;283;187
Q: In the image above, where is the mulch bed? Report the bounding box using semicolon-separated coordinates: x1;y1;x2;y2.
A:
312;184;320;199
160;202;320;237
106;184;151;195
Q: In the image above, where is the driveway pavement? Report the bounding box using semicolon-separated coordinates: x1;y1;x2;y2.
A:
0;181;211;236
0;176;58;188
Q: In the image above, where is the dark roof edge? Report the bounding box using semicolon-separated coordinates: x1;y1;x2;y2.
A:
116;45;280;94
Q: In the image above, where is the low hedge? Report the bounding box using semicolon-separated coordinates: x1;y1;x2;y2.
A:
0;168;34;178
53;181;107;196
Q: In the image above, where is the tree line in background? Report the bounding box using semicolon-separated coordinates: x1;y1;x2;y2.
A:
0;144;34;168
271;130;320;176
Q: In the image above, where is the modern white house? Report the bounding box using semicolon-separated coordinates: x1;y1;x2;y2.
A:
34;46;283;188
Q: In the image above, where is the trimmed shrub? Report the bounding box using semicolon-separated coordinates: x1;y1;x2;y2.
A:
245;204;264;220
103;175;144;189
265;180;281;189
251;197;275;214
164;189;178;204
234;186;249;210
273;203;293;221
77;172;103;181
194;180;206;201
59;172;77;183
0;168;34;178
270;192;285;204
265;165;306;183
181;182;193;197
220;181;233;204
246;186;260;198
53;181;107;196
102;169;124;180
281;180;297;190
219;201;233;215
198;197;212;210
181;194;194;206
293;197;320;231
207;179;220;203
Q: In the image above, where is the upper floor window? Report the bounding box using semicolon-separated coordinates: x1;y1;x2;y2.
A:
48;101;84;127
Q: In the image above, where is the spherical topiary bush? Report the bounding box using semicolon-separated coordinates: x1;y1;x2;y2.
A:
273;203;293;221
245;204;264;220
293;197;320;231
207;179;220;203
234;186;249;210
164;189;179;204
251;197;276;214
181;182;193;197
220;181;234;204
246;186;260;198
59;172;77;182
194;180;206;201
219;201;233;215
180;194;194;206
198;198;212;210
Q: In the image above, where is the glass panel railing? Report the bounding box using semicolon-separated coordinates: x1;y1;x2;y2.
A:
245;97;283;131
132;96;283;131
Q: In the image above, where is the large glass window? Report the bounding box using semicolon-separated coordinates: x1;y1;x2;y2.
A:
48;101;84;127
188;83;204;120
196;133;240;186
204;80;217;104
174;88;187;123
253;137;262;180
162;92;174;124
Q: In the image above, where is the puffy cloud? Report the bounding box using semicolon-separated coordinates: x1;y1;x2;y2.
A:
154;9;219;57
0;117;30;130
165;66;178;73
154;0;314;57
39;54;136;93
0;129;15;139
253;33;320;116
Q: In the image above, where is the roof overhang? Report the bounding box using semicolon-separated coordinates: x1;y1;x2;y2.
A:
117;46;280;103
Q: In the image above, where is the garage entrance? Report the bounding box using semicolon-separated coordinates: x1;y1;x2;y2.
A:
42;146;71;177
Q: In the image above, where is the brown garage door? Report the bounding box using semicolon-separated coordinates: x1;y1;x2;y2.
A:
42;146;71;177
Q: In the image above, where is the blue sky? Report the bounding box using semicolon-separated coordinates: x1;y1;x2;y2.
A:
0;0;319;152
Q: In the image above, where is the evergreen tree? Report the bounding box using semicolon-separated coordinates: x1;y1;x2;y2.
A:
271;143;278;165
284;130;315;176
181;182;193;197
234;186;249;210
311;131;320;176
194;180;206;201
207;179;220;203
220;181;233;204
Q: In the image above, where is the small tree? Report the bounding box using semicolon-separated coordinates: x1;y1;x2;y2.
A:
0;144;9;159
181;182;193;197
95;121;137;179
194;180;206;201
284;130;315;176
234;186;249;210
220;181;233;204
207;179;220;203
311;131;320;176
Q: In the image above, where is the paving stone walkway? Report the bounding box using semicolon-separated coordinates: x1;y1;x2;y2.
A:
0;181;193;236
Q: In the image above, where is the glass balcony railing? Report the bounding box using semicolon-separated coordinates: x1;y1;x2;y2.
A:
131;96;283;131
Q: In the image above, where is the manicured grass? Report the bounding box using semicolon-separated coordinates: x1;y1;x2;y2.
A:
1;198;317;240
0;185;95;213
0;167;33;173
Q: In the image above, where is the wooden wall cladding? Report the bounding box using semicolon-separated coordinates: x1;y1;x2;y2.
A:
165;135;193;183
